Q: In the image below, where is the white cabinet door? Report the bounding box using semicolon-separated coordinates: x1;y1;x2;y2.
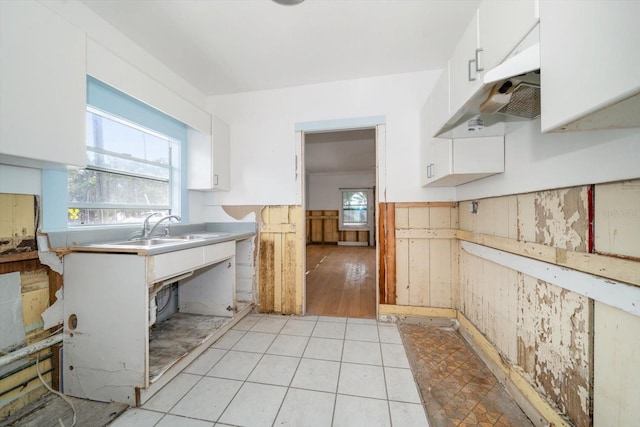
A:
540;0;640;132
0;0;86;167
211;115;230;191
188;115;230;191
478;0;539;72
423;136;504;187
449;11;482;115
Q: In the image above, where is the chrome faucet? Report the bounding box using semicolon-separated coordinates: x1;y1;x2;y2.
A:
146;215;182;238
141;213;162;238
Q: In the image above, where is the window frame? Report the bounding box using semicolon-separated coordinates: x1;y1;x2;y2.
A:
338;188;373;231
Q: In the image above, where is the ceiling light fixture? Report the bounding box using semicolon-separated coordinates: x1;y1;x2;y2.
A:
272;0;305;5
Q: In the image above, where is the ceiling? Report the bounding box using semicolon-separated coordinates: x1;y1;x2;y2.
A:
305;129;375;174
81;0;480;96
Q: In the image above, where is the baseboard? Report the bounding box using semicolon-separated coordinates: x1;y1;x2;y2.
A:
337;241;368;246
378;304;456;318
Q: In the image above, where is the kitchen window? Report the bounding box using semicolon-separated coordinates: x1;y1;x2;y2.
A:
67;77;186;227
67;108;175;226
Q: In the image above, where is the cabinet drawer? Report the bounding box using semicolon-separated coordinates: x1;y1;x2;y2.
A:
204;241;235;265
147;247;204;283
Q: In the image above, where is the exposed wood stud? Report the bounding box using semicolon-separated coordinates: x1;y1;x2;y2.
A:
387;203;396;305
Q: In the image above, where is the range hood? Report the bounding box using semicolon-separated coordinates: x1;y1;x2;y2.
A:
435;29;541;138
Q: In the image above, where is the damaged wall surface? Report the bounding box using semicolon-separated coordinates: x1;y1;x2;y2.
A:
458;181;640;427
0;193;59;418
393;203;458;308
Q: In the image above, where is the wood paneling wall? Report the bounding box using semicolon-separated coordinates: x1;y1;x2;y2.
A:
458;187;593;427
378;202;458;306
305;210;369;244
258;206;304;314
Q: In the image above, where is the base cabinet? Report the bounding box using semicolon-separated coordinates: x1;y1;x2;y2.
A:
63;241;244;406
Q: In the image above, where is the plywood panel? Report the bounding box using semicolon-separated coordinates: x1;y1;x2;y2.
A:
395;238;409;306
429;239;451;307
408;239;429;306
394;206;408;229
429;207;451;228
594;179;640;258
594;301;640;427
407;207;429;229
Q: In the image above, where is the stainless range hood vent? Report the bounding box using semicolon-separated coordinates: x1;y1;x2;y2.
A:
434;25;541;137
480;78;540;120
498;82;540;119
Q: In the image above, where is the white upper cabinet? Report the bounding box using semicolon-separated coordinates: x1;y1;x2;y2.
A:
188;115;230;191
435;0;539;137
478;0;539;73
0;0;86;168
422;136;504;187
449;11;482;116
540;0;640;133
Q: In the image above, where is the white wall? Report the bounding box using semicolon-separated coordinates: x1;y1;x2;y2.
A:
206;71;456;207
306;172;375;211
457;119;640;200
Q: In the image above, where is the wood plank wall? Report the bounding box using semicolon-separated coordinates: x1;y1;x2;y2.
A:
305;210;369;244
458;187;593;427
0;194;59;419
378;202;458;306
258;206;304;314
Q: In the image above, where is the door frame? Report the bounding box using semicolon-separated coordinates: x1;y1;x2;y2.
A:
295;117;386;318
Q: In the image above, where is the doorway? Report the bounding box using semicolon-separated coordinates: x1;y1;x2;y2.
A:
303;128;378;318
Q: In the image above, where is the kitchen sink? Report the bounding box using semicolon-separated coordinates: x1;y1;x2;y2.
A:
107;237;197;247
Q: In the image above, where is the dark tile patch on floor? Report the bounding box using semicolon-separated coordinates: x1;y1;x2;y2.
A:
399;323;534;427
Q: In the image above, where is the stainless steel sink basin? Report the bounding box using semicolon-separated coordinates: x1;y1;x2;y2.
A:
72;231;236;254
110;237;196;247
172;232;231;239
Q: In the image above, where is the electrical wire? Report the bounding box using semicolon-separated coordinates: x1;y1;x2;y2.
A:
156;284;173;314
36;352;76;427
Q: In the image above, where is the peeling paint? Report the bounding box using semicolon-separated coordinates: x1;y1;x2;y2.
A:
533;187;588;252
518;276;592;427
38;250;63;275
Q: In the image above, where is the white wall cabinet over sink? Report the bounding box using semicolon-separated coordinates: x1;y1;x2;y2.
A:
188;115;230;191
63;240;240;406
540;0;640;133
422;136;504;187
0;0;86;168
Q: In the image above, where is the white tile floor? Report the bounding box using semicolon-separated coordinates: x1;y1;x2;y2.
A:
110;313;429;427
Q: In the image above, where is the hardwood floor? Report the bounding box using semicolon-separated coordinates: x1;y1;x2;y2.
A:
305;244;376;318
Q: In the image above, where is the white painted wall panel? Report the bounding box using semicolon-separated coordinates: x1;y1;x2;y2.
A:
595;179;640;259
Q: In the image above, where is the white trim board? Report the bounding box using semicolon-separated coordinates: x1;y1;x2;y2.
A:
461;241;640;317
